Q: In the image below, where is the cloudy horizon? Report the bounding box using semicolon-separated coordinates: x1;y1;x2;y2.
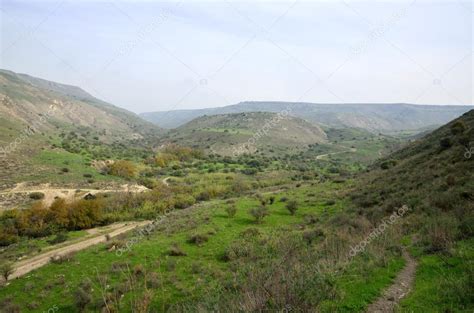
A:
1;0;472;114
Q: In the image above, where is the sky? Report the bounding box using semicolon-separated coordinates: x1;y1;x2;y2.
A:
0;0;472;114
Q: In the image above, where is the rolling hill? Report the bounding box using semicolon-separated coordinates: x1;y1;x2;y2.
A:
0;70;163;186
161;112;328;156
0;69;162;141
141;101;473;132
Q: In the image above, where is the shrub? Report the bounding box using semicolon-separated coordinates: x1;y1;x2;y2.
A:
61;167;70;173
147;272;160;288
423;215;460;253
196;190;211;201
167;243;187;256
286;200;298;215
268;196;275;205
0;262;14;281
225;205;237;218
109;160;137;179
302;229;325;244
439;138;453;149
74;279;92;312
134;264;145;276
174;194;196;209
29;192;45;200
450;121;466;135
380;159;397;170
249;206;269;224
240;227;260;238
188;233;209;246
47;232;68;245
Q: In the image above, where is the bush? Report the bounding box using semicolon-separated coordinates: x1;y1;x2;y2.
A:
29;192;45;200
47;232;68;245
439;138;453;149
109;160;137;179
0;262;14;281
61;167;70;173
286;200;298;215
174;194;196;209
450;121;466;135
423;215;460;253
268;196;275;205
74;279;92;312
249;206;269;224
225;205;237;218
167;243;187;256
188;233;209;246
302;229;324;244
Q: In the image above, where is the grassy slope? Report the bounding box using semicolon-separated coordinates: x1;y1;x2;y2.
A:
352;110;474;312
163;112;327;156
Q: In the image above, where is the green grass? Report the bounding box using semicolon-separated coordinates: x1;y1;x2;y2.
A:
19;150;119;184
0;182;406;312
0;230;88;262
399;239;474;312
322;256;405;312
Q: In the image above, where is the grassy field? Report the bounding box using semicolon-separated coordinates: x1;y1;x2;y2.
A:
19;150;119;184
0;181;405;312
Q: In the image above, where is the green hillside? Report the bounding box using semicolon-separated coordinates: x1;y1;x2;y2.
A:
0;70;163;186
162;112;327;156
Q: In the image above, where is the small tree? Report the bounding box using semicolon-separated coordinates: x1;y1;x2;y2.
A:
225;205;237;218
0;262;14;281
249;206;269;224
286;200;298;215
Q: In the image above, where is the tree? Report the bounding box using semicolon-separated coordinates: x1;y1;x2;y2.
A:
286;200;298;215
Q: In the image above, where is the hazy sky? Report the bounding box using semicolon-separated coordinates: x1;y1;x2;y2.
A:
1;0;472;113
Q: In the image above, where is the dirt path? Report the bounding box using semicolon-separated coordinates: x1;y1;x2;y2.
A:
162;177;171;186
366;248;417;313
0;183;149;209
316;148;357;160
7;221;151;280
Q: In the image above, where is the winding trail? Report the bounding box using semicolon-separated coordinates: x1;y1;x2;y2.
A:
366;248;417;313
316;147;357;160
6;221;151;281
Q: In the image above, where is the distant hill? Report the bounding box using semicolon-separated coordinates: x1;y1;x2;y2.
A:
141;101;473;132
161;112;327;156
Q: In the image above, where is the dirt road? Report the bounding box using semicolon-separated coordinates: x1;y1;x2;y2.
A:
316;148;357;160
8;221;151;280
366;248;417;312
0;183;148;209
